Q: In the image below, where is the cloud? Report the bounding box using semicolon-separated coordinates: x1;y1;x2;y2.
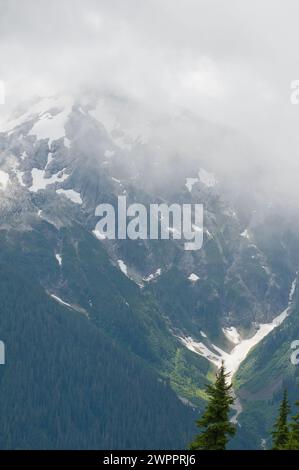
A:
1;0;299;207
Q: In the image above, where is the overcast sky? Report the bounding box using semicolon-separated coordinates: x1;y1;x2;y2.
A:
1;0;299;204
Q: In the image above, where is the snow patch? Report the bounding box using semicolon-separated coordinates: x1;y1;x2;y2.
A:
16;170;26;187
198;168;218;187
55;254;62;266
180;306;290;380
20;151;28;160
28;96;72;146
180;337;221;367
185;168;217;192
117;259;143;287
50;293;89;319
289;276;297;304
111;177;121;184
30;168;69;192
262;264;271;276
56;188;82;205
185;178;198;192
241;229;250;239
143;268;162;282
0;170;10;190
50;294;72;308
118;259;128;276
45;153;54;169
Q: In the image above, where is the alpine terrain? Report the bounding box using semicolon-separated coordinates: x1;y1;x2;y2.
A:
1;94;299;449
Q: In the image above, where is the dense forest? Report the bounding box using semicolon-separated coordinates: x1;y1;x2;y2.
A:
0;259;196;449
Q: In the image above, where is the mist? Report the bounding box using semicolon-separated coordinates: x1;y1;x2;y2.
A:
1;0;299;208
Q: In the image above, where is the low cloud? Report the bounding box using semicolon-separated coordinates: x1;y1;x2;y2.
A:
1;0;299;207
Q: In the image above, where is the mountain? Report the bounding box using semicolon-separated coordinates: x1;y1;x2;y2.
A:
231;275;299;449
0;94;299;449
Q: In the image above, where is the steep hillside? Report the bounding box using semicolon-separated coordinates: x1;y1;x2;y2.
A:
1;95;299;449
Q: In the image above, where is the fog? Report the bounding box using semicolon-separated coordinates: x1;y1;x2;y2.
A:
1;0;299;207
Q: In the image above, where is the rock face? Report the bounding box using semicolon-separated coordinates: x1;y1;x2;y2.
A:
1;94;299;449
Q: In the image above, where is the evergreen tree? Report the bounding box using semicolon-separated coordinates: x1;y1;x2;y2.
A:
189;362;236;450
271;389;290;449
285;400;299;450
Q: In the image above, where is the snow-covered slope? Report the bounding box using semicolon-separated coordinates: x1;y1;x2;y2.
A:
179;276;296;380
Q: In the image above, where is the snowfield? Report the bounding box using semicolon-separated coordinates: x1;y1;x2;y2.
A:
180;276;297;381
0;96;71;134
30;168;69;192
180;306;290;380
28;96;72;147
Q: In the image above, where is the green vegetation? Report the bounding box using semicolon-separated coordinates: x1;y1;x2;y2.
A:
0;259;198;449
189;363;236;450
271;390;290;449
270;391;299;450
0;225;212;449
